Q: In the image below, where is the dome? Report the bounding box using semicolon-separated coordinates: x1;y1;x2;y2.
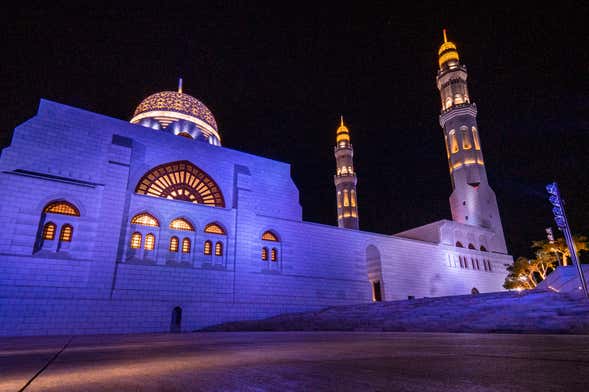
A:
438;29;460;69
130;89;221;145
336;116;350;143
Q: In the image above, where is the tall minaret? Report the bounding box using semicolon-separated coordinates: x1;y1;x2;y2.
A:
436;30;507;253
334;117;359;229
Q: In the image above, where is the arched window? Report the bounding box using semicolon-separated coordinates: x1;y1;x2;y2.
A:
169;218;195;231
204;223;225;235
169;236;179;252
449;130;459;153
182;238;191;253
204;240;212;255
261;247;268;261
43;222;56;240
59;225;73;242
144;233;155;250
468;243;476;250
456;241;463;248
262;231;279;242
343;189;350;207
271;248;278;262
44;201;80;216
487;261;493;272
459;256;464;268
130;232;142;249
131;213;160;227
215;241;223;256
461;128;472;150
337;191;342;208
135;160;225;207
351;190;357;207
472;127;481;150
480;245;487;252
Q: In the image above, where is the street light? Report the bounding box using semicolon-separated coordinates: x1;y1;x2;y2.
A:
546;182;588;298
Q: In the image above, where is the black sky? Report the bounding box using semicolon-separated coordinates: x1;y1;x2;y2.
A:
2;2;588;259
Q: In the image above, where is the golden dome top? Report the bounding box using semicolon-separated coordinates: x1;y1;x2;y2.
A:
438;29;460;69
131;90;218;132
336;116;350;143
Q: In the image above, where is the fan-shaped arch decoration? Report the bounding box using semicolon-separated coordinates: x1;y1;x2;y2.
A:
135;161;225;207
131;212;160;227
204;222;225;235
43;201;80;216
169;218;195;231
261;231;279;242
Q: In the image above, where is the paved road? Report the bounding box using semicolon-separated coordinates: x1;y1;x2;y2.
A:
1;332;588;391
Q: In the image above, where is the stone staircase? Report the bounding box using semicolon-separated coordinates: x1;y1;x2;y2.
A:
201;290;589;334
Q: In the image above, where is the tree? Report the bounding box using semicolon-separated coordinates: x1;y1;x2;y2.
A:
503;235;588;290
530;235;588;266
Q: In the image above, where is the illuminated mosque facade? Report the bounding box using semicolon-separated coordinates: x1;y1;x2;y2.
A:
0;33;513;335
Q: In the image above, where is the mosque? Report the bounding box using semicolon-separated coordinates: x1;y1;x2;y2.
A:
0;33;513;335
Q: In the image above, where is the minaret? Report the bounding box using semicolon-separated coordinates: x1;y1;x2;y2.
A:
334;116;359;229
436;30;507;253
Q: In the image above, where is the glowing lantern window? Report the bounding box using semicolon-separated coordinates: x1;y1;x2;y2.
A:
130;232;142;249
204;223;225;235
182;238;191;253
261;231;279;242
43;222;56;240
215;241;223;256
131;213;160;227
169;236;179;252
144;234;155;250
59;225;73;242
204;240;212;255
44;201;80;216
169;218;194;231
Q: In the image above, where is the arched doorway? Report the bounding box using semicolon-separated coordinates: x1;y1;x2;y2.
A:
170;306;182;333
366;245;384;302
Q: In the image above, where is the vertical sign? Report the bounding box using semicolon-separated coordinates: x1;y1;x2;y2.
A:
546;182;588;298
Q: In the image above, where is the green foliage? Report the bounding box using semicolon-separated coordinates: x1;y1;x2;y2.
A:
503;235;588;290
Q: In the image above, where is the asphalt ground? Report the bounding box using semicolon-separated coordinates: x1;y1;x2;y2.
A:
1;331;588;391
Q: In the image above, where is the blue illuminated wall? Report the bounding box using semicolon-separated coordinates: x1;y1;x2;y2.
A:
0;100;511;336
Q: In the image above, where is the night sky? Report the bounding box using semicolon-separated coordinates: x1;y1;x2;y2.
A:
2;3;588;259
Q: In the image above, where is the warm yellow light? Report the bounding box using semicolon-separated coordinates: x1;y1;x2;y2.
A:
439;51;459;68
204;223;225;235
472;127;481;150
131;213;160;227
144;233;155;250
131;111;221;142
130;232;142;249
182;238;191;253
170;218;194;231
262;231;279;242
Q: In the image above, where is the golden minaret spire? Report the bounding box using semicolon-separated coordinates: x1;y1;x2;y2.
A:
178;77;183;94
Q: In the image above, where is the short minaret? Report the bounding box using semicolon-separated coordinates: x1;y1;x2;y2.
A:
334;116;359;229
436;30;507;253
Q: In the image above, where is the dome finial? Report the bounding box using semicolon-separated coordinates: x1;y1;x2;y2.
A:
340;115;344;127
443;28;447;43
178;77;183;94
